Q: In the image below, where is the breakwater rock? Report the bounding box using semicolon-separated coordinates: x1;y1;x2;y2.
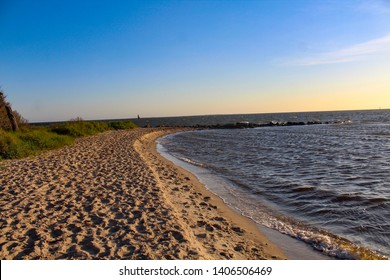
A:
188;120;351;129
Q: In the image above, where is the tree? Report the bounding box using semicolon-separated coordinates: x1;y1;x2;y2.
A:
0;90;25;131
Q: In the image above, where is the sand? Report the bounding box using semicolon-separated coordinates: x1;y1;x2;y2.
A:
0;128;285;260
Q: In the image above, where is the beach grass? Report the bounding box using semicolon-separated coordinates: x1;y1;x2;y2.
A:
0;127;74;160
0;119;137;160
50;119;138;137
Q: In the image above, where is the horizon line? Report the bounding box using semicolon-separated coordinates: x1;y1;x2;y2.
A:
30;107;389;124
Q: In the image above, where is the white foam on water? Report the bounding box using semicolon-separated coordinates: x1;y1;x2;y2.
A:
157;136;333;260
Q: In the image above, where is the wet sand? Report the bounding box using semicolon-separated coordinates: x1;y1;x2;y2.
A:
0;128;285;259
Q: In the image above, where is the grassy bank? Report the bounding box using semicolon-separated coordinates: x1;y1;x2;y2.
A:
0;120;137;160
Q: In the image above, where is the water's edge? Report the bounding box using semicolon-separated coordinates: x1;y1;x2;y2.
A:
157;134;331;260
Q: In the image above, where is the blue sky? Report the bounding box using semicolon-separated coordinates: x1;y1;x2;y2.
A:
1;0;390;122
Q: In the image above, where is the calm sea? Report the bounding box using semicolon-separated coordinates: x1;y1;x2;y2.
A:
156;110;390;259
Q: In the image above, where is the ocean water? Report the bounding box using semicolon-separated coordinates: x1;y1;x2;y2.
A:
157;110;390;259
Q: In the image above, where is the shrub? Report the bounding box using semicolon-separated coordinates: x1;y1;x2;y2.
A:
108;121;138;130
0;130;20;159
50;121;109;137
51;120;137;136
0;119;137;160
19;129;74;150
0;128;74;159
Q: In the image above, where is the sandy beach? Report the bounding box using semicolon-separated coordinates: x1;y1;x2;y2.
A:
0;128;285;260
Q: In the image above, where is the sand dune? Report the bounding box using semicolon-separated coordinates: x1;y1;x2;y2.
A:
0;128;285;259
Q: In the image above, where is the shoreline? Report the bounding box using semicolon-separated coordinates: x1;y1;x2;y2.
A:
155;128;389;260
155;132;331;260
135;128;286;260
0;127;285;259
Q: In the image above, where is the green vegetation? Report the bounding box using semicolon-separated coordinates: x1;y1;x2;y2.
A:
1;89;138;160
106;120;138;130
50;119;109;137
0;119;138;160
50;119;137;137
0;127;73;159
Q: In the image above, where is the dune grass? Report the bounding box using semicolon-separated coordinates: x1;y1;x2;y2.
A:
0;127;74;159
50;121;109;137
0;119;137;160
50;120;137;137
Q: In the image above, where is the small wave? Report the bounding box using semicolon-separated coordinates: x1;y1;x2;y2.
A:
372;131;390;136
259;216;387;260
291;186;316;193
174;155;208;168
368;197;387;203
332;194;388;205
331;119;353;125
333;194;365;203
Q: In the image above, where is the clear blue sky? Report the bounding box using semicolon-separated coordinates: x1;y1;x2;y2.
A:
1;0;390;122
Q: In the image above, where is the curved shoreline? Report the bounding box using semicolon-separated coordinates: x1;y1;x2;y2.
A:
156;132;332;260
0;128;285;259
155;128;389;260
135;128;286;259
